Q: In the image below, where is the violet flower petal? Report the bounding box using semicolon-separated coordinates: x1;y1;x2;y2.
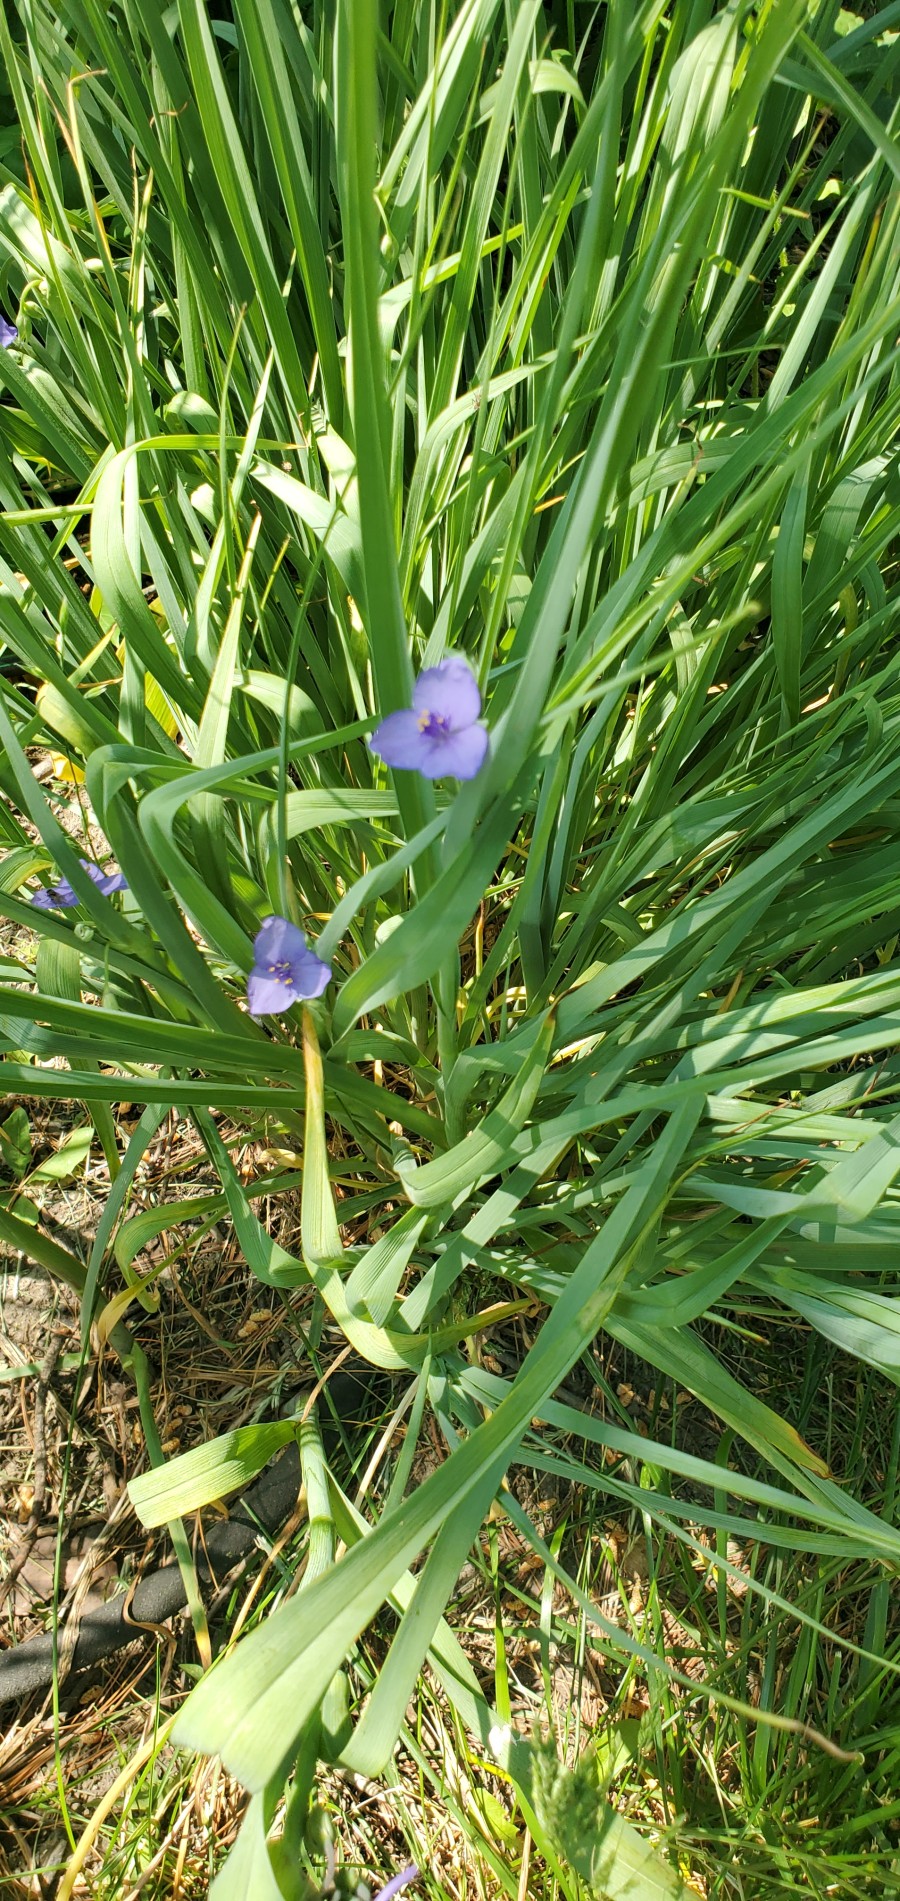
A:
31;880;70;909
247;914;331;1016
0;316;17;349
253;914;306;966
369;655;487;780
412;656;481;727
368;708;425;770
247;968;297;1017
32;859;125;909
31;859;127;909
416;721;488;780
290;945;332;999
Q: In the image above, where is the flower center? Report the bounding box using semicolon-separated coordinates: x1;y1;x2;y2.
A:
417;709;451;738
266;960;295;985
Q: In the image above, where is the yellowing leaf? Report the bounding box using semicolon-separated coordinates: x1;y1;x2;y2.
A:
144;670;179;737
50;752;85;783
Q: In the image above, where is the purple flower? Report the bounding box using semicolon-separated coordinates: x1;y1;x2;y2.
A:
247;915;331;1016
32;859;128;909
0;315;16;349
372;1867;419;1901
369;656;488;780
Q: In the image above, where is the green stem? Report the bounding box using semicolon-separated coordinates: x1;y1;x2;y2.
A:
127;1335;213;1668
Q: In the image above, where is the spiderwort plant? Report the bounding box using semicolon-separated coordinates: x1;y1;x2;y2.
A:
369;656;488;780
31;860;128;909
0;315;17;347
10;2;900;1897
247;915;331;1016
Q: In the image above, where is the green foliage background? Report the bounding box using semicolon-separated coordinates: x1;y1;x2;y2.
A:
2;0;900;1893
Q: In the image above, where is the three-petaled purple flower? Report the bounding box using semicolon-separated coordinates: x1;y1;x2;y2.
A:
369;656;488;780
32;859;128;909
371;1866;419;1901
247;914;331;1017
0;315;17;349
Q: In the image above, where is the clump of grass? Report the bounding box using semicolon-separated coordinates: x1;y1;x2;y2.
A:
2;0;900;1893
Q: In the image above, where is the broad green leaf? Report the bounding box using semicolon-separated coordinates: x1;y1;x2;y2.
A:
23;1124;92;1186
0;1106;31;1178
129;1421;297;1527
209;1790;306;1901
114;1194;226;1273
